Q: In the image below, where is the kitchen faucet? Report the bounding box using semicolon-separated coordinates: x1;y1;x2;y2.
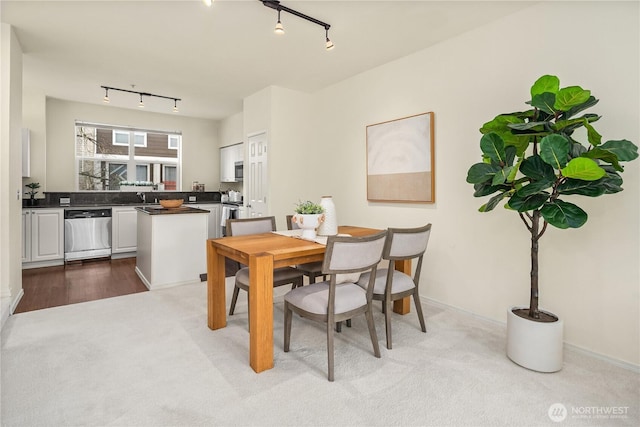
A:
137;192;146;204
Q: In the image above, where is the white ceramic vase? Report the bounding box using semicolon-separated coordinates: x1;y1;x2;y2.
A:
294;213;324;240
317;196;338;236
506;307;564;372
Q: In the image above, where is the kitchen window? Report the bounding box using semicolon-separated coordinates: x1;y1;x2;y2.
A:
75;122;181;191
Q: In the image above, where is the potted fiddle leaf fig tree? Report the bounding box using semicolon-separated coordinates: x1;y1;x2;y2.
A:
466;75;638;372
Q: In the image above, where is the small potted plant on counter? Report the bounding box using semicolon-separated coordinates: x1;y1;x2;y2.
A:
24;182;40;206
293;200;325;240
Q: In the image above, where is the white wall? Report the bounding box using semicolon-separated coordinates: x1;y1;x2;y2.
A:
0;24;24;321
267;2;639;365
44;98;220;192
22;86;47;196
219;111;243;148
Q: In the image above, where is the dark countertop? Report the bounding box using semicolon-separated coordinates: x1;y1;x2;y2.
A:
23;201;222;209
135;206;210;215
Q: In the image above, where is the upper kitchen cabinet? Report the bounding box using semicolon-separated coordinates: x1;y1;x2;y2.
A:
220;143;244;183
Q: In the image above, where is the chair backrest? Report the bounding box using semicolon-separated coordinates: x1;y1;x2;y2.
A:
285;215;299;230
383;224;432;261
322;231;387;275
227;216;276;236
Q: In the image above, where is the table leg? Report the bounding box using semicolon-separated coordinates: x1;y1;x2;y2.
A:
249;253;274;373
393;259;411;315
207;240;227;330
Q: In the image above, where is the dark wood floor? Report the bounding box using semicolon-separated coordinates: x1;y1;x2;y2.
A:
16;258;148;313
16;257;241;314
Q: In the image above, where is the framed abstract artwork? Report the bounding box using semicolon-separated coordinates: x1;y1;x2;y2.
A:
366;112;435;203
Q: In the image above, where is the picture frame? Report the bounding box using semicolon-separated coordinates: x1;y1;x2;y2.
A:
366;111;435;203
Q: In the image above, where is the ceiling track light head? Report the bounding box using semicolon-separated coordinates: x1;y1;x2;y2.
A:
274;9;284;34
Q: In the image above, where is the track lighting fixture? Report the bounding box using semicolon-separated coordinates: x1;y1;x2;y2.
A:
274;10;284;34
261;1;333;50
325;27;334;51
100;85;181;113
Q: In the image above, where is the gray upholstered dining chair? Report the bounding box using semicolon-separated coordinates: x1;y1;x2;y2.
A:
357;223;432;349
283;231;387;381
285;215;326;284
227;217;304;321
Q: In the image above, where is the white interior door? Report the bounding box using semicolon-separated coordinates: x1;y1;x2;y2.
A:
246;131;268;218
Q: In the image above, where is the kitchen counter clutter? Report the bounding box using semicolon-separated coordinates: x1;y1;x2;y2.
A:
135;206;208;290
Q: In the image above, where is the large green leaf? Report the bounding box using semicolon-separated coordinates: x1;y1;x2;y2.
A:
540;134;570;169
480;115;531;156
480;133;506;164
507;192;549;212
516;180;555;197
531;75;559;97
569;141;587;159
582;147;623;172
520;155;556;181
599;140;639;161
583;120;602;146
561;157;606;181
531;93;556;115
562;96;599;119
541;200;588;229
473;181;509;197
479;192;509;212
467;163;501;184
557;179;607;197
554;86;591;111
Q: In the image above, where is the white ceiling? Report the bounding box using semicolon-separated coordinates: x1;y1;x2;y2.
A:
2;0;533;120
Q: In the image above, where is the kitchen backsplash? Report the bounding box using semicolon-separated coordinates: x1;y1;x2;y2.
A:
31;191;222;207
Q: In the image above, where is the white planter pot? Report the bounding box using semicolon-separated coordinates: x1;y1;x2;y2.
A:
293;213;324;240
506;307;564;373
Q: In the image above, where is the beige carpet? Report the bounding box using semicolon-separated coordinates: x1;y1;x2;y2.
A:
1;280;638;426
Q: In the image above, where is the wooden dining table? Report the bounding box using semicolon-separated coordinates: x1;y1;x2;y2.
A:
206;225;411;373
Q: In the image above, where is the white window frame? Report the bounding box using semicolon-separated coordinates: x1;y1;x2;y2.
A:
112;130;130;146
168;134;180;150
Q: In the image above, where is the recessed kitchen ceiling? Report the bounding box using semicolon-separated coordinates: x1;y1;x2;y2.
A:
1;0;534;120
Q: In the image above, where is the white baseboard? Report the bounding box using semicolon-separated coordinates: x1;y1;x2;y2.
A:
422;296;640;373
0;289;24;330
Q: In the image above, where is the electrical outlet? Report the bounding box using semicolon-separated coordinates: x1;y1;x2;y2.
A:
189;196;196;202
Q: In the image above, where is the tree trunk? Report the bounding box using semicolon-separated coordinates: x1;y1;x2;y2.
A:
529;210;540;319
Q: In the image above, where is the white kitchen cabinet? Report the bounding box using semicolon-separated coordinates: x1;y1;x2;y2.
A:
195;204;222;239
220;143;243;183
22;208;64;264
112;206;138;254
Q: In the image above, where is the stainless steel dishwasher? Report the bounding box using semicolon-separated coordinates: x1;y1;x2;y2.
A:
64;208;112;262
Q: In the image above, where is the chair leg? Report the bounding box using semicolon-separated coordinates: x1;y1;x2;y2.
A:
308;272;316;284
413;292;427;332
284;302;292;352
327;320;335;382
384;299;393;350
229;285;241;315
346;319;352;328
366;308;381;358
335;322;342;333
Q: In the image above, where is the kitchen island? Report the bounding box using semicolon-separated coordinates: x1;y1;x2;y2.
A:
135;206;209;290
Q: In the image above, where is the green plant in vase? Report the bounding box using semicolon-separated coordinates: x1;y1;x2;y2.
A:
25;182;40;206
